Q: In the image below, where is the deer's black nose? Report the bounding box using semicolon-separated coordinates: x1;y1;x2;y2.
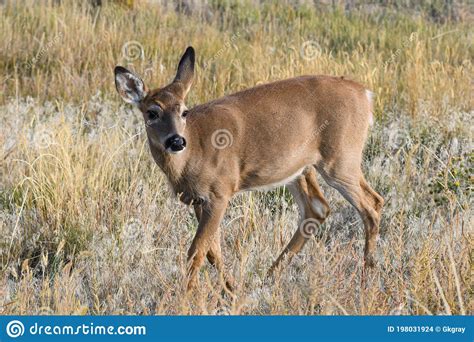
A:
165;134;186;152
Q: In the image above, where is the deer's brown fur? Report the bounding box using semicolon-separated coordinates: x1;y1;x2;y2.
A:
114;47;384;291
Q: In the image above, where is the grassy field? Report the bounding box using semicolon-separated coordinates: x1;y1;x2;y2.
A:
0;0;472;315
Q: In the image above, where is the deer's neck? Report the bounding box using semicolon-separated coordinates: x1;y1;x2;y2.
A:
148;138;197;194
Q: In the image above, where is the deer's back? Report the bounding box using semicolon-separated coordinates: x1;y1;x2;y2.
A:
188;75;372;191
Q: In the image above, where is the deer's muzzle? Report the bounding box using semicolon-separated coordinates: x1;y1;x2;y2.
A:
165;134;186;153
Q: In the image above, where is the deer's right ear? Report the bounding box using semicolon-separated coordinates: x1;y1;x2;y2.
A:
114;66;147;105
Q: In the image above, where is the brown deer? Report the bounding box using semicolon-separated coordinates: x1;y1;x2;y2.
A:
114;46;383;291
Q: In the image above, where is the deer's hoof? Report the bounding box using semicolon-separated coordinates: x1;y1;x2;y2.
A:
364;254;376;268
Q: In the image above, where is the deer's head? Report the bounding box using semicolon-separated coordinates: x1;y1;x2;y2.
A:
114;47;195;154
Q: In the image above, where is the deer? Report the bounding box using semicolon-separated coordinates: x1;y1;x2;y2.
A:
114;46;384;291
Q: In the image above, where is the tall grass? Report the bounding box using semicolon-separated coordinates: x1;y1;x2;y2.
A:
1;0;472;115
0;0;472;314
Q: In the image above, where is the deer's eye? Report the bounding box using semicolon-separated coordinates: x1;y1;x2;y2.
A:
182;110;189;118
147;109;160;120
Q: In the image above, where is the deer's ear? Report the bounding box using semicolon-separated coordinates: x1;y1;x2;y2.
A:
114;66;147;105
173;46;195;97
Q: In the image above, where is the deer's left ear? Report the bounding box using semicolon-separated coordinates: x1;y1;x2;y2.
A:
114;66;147;105
173;46;195;97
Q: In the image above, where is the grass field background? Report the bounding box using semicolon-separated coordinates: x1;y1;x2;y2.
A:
0;0;472;314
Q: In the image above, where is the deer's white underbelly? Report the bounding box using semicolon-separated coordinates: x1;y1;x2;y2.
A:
240;167;305;193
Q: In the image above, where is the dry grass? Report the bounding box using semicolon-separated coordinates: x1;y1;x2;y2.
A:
0;0;472;315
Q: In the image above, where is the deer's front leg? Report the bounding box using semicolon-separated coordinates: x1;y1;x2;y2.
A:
187;197;229;291
193;203;234;291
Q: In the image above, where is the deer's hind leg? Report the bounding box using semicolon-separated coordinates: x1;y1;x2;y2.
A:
268;167;330;275
316;161;383;267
